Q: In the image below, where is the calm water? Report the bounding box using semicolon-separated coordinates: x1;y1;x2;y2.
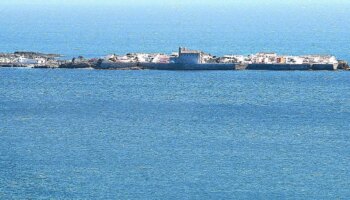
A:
0;4;350;60
0;68;349;199
1;2;350;199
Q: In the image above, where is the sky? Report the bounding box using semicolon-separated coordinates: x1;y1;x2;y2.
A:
1;0;349;6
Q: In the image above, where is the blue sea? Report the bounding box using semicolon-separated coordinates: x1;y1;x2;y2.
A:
1;2;350;199
0;3;350;60
1;69;350;199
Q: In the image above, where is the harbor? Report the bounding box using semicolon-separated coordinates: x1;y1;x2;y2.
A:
0;48;349;71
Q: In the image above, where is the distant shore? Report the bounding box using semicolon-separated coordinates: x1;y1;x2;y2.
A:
0;49;349;71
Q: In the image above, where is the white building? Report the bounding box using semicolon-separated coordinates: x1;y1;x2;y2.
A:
16;57;46;65
0;57;12;63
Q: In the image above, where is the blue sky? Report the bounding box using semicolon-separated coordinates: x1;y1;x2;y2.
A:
1;0;349;6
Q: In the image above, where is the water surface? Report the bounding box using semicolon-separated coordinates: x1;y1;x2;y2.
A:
1;68;349;199
0;4;349;60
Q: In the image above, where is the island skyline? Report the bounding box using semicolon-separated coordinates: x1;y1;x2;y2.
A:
1;47;348;70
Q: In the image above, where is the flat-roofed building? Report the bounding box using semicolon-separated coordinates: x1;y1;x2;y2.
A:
175;47;203;64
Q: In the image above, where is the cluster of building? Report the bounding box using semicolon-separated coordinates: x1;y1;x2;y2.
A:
103;47;339;65
0;52;61;68
105;53;170;64
219;53;338;65
0;48;347;70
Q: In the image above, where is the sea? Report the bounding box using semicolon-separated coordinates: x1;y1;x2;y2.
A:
1;2;350;199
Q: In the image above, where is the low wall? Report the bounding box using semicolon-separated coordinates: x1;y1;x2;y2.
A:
311;64;338;70
246;64;311;70
140;63;235;70
0;64;13;67
245;64;337;70
94;61;338;71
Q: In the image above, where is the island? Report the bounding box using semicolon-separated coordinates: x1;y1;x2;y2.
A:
0;48;349;71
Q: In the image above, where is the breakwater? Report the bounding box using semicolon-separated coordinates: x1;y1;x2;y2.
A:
239;63;338;71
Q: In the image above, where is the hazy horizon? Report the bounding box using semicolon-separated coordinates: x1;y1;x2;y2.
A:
0;0;349;60
1;0;350;6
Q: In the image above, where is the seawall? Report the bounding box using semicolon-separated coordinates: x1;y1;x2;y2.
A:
140;63;235;70
245;64;337;70
93;61;339;71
